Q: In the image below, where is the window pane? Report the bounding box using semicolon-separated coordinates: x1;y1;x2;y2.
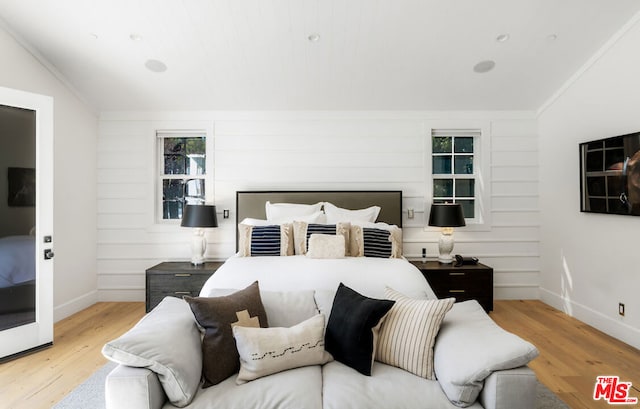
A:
186;137;206;175
163;200;183;220
184;179;205;204
164;154;185;174
433;179;453;198
454;155;473;174
457;200;475;219
433;155;452;174
454;137;474;153
432;137;452;153
163;179;183;200
455;179;475;197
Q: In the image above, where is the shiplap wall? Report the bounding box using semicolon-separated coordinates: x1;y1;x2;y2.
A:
97;112;538;301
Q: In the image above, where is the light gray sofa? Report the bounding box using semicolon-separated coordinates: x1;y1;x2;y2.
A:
103;293;539;409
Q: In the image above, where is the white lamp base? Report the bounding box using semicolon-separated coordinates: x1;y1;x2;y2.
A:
437;227;455;264
190;229;207;265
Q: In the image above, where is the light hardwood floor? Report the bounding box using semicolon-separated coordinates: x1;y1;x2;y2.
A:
0;300;638;409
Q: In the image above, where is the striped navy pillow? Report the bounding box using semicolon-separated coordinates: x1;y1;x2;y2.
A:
250;225;282;256
305;224;337;251
362;228;392;258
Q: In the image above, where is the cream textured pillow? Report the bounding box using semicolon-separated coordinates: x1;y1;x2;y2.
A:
307;234;345;259
376;287;455;379
232;314;332;384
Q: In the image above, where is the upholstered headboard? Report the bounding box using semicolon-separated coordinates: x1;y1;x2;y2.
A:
235;190;403;250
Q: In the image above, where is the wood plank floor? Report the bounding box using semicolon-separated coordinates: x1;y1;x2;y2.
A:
0;300;638;409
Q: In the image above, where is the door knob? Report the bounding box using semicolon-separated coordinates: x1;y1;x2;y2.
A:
44;249;54;260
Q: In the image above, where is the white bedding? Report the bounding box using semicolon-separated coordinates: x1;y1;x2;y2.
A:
0;235;36;288
200;255;436;300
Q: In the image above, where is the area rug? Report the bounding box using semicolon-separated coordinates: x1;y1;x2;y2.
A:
54;362;569;408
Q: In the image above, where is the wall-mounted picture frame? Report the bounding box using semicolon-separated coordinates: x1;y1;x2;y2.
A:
8;167;36;207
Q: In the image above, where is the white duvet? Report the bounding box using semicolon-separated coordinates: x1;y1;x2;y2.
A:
200;255;436;300
0;235;36;288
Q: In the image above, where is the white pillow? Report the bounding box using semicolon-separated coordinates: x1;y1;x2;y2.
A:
101;297;201;407
265;201;323;221
323;202;380;224
306;234;346;259
233;314;332;384
239;217;271;226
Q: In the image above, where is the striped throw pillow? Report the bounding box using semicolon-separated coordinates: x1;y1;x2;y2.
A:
376;287;455;379
237;223;293;257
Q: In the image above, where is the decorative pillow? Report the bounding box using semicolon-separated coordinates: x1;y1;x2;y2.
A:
233;314;333;384
323;202;380;224
307;234;345;259
376;287;455;380
325;283;395;376
292;221;350;255
350;223;402;258
265;201;323;222
101;297;201;407
433;300;539;407
237;223;293;256
184;281;269;387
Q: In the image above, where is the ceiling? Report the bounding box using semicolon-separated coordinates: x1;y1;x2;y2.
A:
0;0;639;112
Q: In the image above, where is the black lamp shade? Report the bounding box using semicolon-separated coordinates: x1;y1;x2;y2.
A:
181;204;218;228
428;203;466;227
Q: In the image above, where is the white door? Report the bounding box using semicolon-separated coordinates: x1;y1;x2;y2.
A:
0;86;54;361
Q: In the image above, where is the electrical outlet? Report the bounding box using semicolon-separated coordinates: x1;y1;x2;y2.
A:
619;303;625;316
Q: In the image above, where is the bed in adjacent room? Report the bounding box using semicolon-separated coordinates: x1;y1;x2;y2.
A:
0;235;36;330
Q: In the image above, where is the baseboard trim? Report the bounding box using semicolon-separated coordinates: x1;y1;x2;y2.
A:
54;290;98;322
539;288;640;350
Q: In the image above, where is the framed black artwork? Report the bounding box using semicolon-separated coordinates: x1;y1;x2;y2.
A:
8;167;35;207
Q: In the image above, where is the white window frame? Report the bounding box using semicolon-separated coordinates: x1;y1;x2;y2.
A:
151;122;215;226
425;121;491;231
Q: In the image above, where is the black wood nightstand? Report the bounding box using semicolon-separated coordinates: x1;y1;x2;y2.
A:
409;260;494;313
145;261;224;312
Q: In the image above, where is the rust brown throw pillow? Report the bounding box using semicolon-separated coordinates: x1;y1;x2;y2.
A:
185;281;269;387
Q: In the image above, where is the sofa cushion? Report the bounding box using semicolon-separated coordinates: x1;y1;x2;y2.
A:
376;287;454;379
181;365;323;409
208;288;318;328
233;314;332;384
433;300;539;407
101;296;201;407
324;283;395;376
185;281;269;387
321;361;483;409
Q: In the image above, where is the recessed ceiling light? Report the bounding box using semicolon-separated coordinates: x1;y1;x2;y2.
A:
130;34;143;41
547;34;558;41
473;60;496;74
308;33;320;43
145;59;167;73
496;34;510;43
90;33;99;40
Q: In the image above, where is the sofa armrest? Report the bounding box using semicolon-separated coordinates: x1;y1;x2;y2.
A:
478;366;537;409
106;364;167;409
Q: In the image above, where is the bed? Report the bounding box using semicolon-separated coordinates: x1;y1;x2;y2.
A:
0;235;36;329
200;190;436;300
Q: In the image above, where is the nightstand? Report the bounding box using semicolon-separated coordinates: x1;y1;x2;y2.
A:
145;261;224;312
409;260;494;312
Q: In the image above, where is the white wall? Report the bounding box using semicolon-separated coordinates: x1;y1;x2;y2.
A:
538;16;640;348
0;26;98;321
97;111;539;302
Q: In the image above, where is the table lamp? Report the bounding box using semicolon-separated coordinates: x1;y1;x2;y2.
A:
428;203;465;264
181;204;218;265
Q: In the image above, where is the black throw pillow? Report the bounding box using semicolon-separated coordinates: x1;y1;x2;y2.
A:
325;283;395;376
